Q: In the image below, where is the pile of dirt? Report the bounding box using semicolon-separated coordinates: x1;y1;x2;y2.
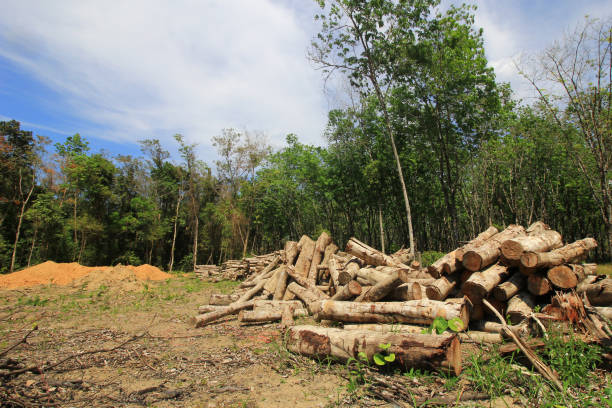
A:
0;261;172;290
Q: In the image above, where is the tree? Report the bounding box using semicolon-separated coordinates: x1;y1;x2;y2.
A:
519;17;612;258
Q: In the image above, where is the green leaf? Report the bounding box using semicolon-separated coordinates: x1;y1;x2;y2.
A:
433;317;448;334
358;351;368;362
447;317;464;332
373;353;385;366
384;353;395;362
379;343;391;350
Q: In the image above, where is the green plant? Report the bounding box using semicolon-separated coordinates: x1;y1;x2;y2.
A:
421;316;464;334
373;343;395;366
421;251;445;267
346;351;369;392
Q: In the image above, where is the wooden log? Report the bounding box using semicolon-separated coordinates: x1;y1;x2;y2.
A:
463;225;526;272
594;307;612;320
500;230;563;261
520;238;598;269
310;299;469;328
236;279;267;303
209;293;240;305
238;307;308;324
388;282;425;301
427;250;457;278
281;304;295;328
286;325;462;375
525;221;550;235
356;267;393;285
342;324;502;344
426;274;459;301
286;266;329;299
455;226;499;263
263;267;284;294
330;280;362;300
345;237;407;268
527;272;552;296
576;275;599;294
287;282;324;310
507;291;535;324
581;278;612;306
308;232;332;284
391;247;413;264
547;264;596;289
492;273;525;301
294;235;315;278
397;268;434;282
462;264;511;303
273;267;288;300
328;256;342;289
284;241;299;265
191;300;255;327
198;305;230;314
253;299;304;310
338;257;362;285
321;242;339;267
354;270;403;302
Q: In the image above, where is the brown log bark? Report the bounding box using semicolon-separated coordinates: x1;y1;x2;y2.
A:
281;304;296;328
354;270;403;302
198;305;230;314
263;267;284;294
500;230;563;261
310;299;469;329
345;237;407;267
576;275;599;293
191;300;255;327
581;278;612;306
253;300;304;310
455;226;499;262
328;256;342;289
356;267;393;285
321;242;339;267
273;267;288;300
330;280;362;300
427;250;457;278
492;273;525;301
520;238;598;269
462;264;511;303
294;235;315;278
209;293;240;305
426;274;460;301
284;241;299;265
594;307;612;320
337;257;362;285
507;291;535;324
308;232;332;284
238;307;308;324
525;221;550;235
391;247;413;264
547;264;596;289
342;324;502;344
389;282;426;301
237;279;267;303
287;282;325;310
286;266;329;299
286;325;462;375
527;272;552;296
462;225;525;272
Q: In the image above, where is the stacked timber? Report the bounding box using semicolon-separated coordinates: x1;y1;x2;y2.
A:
194;264;220;279
195;250;284;281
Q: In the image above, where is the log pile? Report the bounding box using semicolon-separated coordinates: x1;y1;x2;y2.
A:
194;251;283;281
190;223;610;374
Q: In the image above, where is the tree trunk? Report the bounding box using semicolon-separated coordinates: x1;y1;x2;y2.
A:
378;203;385;254
463;225;525;272
238;307;308;324
355;267;394;285
462;264;511;303
506;292;535;324
547;263;595;289
455;226;499;263
354;270;402;302
294;235;315;278
321;243;338;267
252;299;303;310
492;273;525;301
168;192;183;273
308;232;332;284
389;281;427;301
192;214;199;272
527;272;552;296
191;300;255;327
284;240;299;265
27;227;37;268
10;172;35;273
338;257;362;285
426;274;459;301
520;238;598;269
330;280;362;300
500;230;563;261
328;256;342;288
286;266;329;299
427;250;457;278
273;267;288;300
286;325;461;375
580;278;612;306
342;324;502;344
287;282;325;310
525;221;550;235
310;299;469;328
209;293;240;305
346;237;407;267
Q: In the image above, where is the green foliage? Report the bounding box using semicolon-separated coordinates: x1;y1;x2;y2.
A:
373;343;395;366
422;316;464;334
421;251;445;267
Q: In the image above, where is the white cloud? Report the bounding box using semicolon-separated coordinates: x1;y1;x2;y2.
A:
0;0;327;163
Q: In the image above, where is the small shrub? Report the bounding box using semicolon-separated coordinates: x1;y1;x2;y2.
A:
421;251;445;267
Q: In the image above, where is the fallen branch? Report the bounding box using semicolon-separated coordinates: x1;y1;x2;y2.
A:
0;324;38;358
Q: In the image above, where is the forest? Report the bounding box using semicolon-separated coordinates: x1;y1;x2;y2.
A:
0;3;610;274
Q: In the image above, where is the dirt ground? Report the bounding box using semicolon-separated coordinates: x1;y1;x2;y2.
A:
0;272;609;407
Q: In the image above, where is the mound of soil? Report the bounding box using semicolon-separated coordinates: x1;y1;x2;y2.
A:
0;261;172;289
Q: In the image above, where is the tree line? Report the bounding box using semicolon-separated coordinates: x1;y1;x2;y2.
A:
0;2;609;273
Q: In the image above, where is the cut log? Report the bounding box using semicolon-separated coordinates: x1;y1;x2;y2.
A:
342;324;502;344
238;307;308;324
500;230;563;261
547;264;596;290
581;278;612;306
354;270;403;302
287;282;324;310
286;325;462;375
594;307;612;320
198;305;230;314
286;266;329;299
455;226;499;263
525;221;550;235
322;242;339;267
463;225;526;272
391;247;413;264
492;273;525;301
284;241;299;265
426;274;459;301
294;235;315;278
389;282;426;301
253;300;304;310
273;267;288;300
527;273;552;296
338;257;362;285
236;279;267;303
310;299;469;328
308;232;332;284
427;250;457;278
507;292;536;324
263;267;284;294
191;300;255;328
209;293;240;305
462;264;511;303
281;304;296;328
520;238;598;269
328;256;342;288
356;267;393;285
330;280;362;300
345;237;407;268
576;275;599;294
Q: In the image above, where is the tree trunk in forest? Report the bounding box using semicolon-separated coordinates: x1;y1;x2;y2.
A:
455;226;499;263
492;273;525;301
192;215;199;272
27;226;37;268
520;238;598;269
73;191;78;261
462;264;511;303
286;325;461;375
463;225;525;271
310;299;469;328
168;191;183;273
10;172;35;273
378;203;385;254
500;230;563;261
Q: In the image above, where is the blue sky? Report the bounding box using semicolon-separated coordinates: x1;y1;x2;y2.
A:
1;0;611;164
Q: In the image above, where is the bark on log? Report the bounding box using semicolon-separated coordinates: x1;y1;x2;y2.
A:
391;248;413;264
284;241;299;265
286;266;329;299
427;250;457;278
345;237;407;268
287;282;324;310
238;307;307;324
338;257;362;285
273;267;288;300
310;299;469;328
520;238;598;269
356;267;394;285
263;267;284;294
500;230;563;261
198;305;230;314
455;226;499;263
294;235;315;278
492;273;525;301
525;221;550;235
342;324;502;344
594;307;612;320
576;275;599;294
191;300;255;328
330;280;362;300
281;305;295;328
209;293;240;306
354;270;403;302
253;300;304;310
462;264;511;303
426;274;459;301
286;325;462;375
547;264;596;290
321;243;339;267
463;225;525;272
527;272;552;296
581;278;612;306
328;256;342;288
237;279;267;303
507;292;536;324
389;282;425;301
308;232;332;284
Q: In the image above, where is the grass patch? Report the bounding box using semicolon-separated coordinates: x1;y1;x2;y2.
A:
597;263;612;276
